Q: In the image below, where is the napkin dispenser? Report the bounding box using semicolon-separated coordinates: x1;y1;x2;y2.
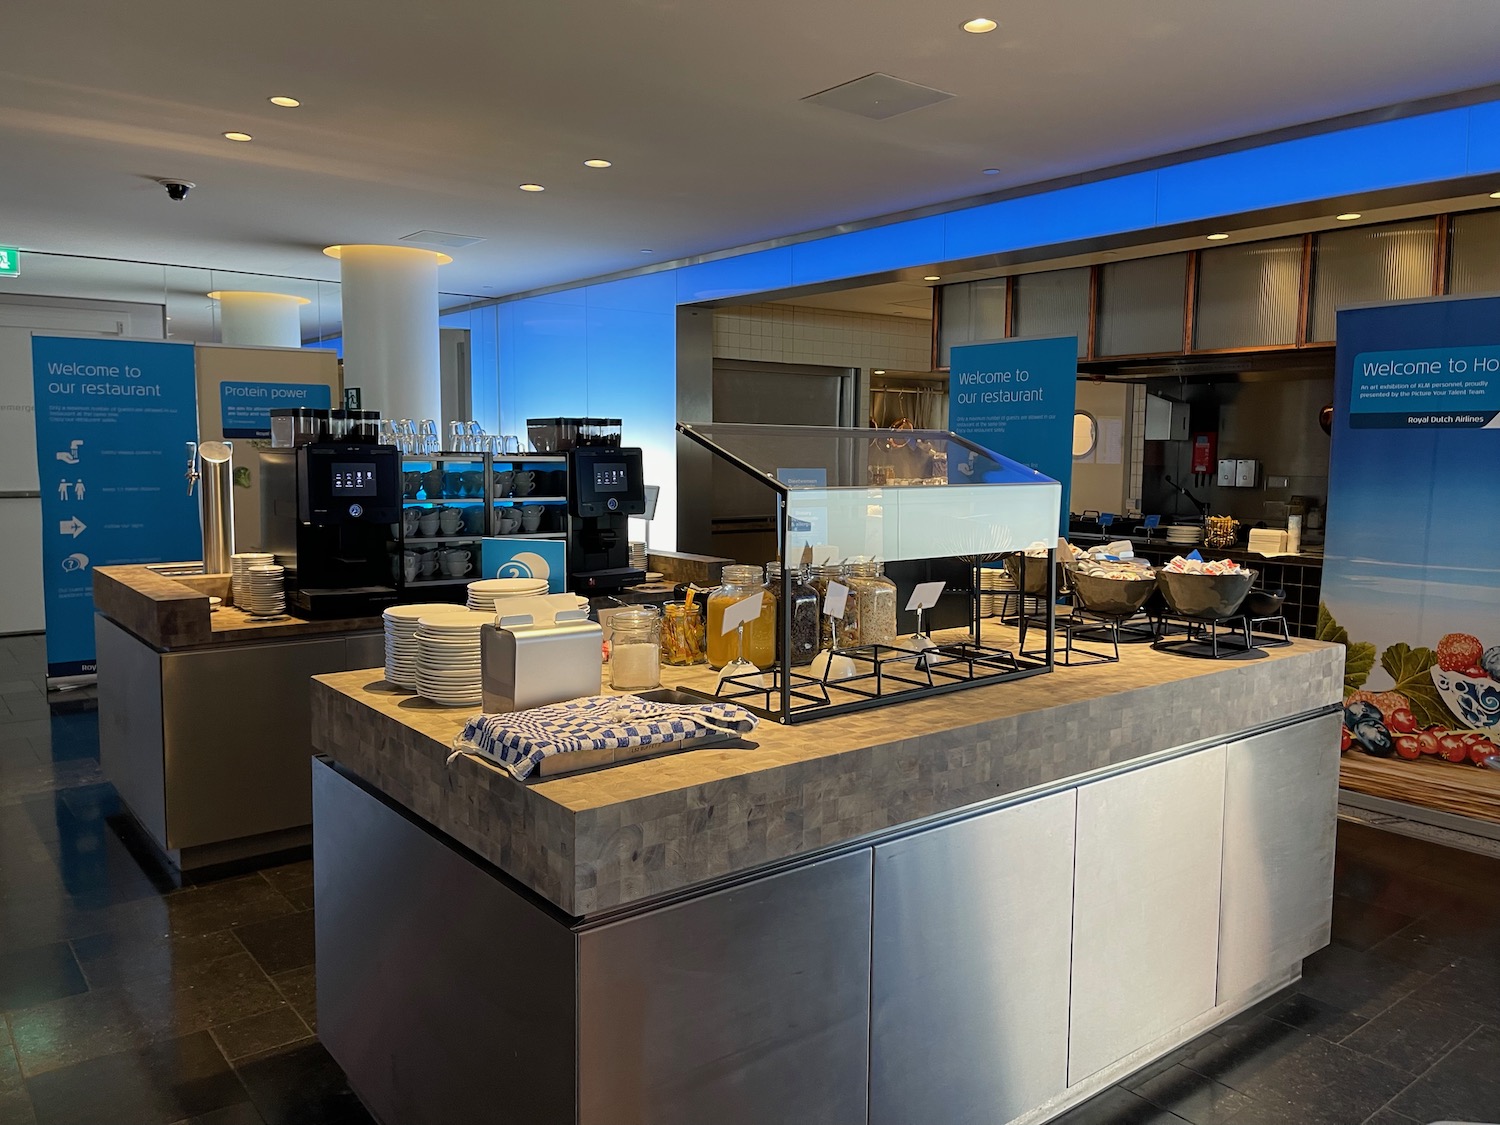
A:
482;609;603;713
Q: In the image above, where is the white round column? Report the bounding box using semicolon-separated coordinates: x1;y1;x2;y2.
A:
209;291;309;348
324;245;451;422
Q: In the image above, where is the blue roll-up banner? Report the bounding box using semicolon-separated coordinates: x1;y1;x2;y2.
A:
32;336;202;679
1323;296;1500;790
948;336;1076;531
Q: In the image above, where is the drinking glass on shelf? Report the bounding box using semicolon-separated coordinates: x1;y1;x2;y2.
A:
447;421;464;452
395;419;415;454
419;419;438;455
500;434;521;455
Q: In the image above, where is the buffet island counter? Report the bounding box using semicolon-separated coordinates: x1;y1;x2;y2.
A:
93;564;383;874
311;628;1343;1125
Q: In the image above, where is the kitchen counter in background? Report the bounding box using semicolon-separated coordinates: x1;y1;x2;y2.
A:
93;563;382;873
310;627;1343;1125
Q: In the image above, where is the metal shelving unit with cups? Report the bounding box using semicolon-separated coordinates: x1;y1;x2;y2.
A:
489;453;570;540
395;453;495;600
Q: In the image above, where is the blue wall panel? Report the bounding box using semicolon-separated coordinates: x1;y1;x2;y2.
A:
1156;109;1471;225
942;172;1160;262
488;94;1500;552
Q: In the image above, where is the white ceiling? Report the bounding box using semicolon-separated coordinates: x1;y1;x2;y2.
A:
774;282;936;320
5;1;1500;300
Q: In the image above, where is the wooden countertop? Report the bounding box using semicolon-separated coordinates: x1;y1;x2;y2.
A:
94;565;382;650
311;624;1343;917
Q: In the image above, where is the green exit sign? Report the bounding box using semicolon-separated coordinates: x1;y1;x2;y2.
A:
0;247;18;277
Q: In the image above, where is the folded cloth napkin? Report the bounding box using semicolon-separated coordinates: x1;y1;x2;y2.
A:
449;694;758;780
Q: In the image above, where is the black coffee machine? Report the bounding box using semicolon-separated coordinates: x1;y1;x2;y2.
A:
565;446;646;594
260;443;402;618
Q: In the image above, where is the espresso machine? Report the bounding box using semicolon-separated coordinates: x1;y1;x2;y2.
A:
260;442;402;617
565;446;646;594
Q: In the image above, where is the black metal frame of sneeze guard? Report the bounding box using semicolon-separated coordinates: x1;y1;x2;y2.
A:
674;422;1055;725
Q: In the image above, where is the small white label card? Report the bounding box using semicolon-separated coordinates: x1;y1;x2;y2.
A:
719;591;765;635
906;581;946;612
809;544;840;566
823;581;850;618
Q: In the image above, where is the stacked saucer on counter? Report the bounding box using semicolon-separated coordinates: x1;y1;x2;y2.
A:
241;564;286;617
415;608;493;707
230;552;274;608
1163;524;1204;548
466;577;549;614
382;603;453;688
629;541;648;572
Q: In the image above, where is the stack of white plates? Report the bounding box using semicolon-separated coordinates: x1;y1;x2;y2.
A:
977;566;1018;618
1164;524;1204;547
416;609;492;707
242;564;286;617
230;552;274;608
466;577;549;614
629;541;648;571
383;603;453;688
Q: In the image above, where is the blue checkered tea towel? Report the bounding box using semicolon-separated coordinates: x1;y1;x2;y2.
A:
449;695;758;780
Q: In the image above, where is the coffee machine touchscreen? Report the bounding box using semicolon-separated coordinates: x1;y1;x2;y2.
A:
331;462;378;496
593;462;628;492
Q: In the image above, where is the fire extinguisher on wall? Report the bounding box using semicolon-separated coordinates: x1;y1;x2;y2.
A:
1190;432;1217;487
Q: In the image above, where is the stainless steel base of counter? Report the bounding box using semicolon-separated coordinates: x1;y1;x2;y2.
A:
96;613;382;873
313;706;1340;1125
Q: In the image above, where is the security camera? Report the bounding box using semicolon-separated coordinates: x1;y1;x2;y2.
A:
157;179;194;201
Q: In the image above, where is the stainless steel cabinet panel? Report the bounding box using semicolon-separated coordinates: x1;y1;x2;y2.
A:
161;637;348;848
314;761;576;1125
870;791;1077;1125
578;850;873;1125
96;616;167;841
343;631;384;671
1070;746;1227;1085
1218;714;1340;1002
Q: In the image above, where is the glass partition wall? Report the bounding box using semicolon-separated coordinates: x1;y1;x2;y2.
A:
677;421;1060;723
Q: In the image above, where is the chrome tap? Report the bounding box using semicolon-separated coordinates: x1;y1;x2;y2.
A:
185;442;200;497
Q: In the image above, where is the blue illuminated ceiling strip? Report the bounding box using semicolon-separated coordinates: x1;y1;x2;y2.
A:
671;97;1500;305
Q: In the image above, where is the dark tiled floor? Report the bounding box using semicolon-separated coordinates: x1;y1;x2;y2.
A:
0;635;363;1125
4;630;1500;1124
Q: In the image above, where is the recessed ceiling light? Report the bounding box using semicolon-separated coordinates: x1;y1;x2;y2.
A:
640;249;654;254
962;17;998;33
223;131;253;142
518;183;545;192
583;159;612;169
923;275;941;281
873;369;887;375
1206;233;1230;241
981;167;1001;175
268;96;300;108
1336;212;1361;221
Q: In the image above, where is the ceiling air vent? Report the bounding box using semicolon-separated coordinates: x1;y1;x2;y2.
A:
801;73;955;121
399;230;486;249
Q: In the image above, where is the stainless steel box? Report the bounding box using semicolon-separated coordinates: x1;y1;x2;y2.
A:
481;614;603;713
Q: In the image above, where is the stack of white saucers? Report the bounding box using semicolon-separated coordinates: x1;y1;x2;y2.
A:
629;541;648;571
977;565;1017;617
1164;524;1204;548
230;552;274;608
242;564;286;617
383;603;452;688
415;608;492;707
466;576;548;614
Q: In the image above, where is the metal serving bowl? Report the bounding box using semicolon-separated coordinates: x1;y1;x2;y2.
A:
1242;588;1286;618
1066;568;1159;619
1156;568;1257;621
1002;553;1060;596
